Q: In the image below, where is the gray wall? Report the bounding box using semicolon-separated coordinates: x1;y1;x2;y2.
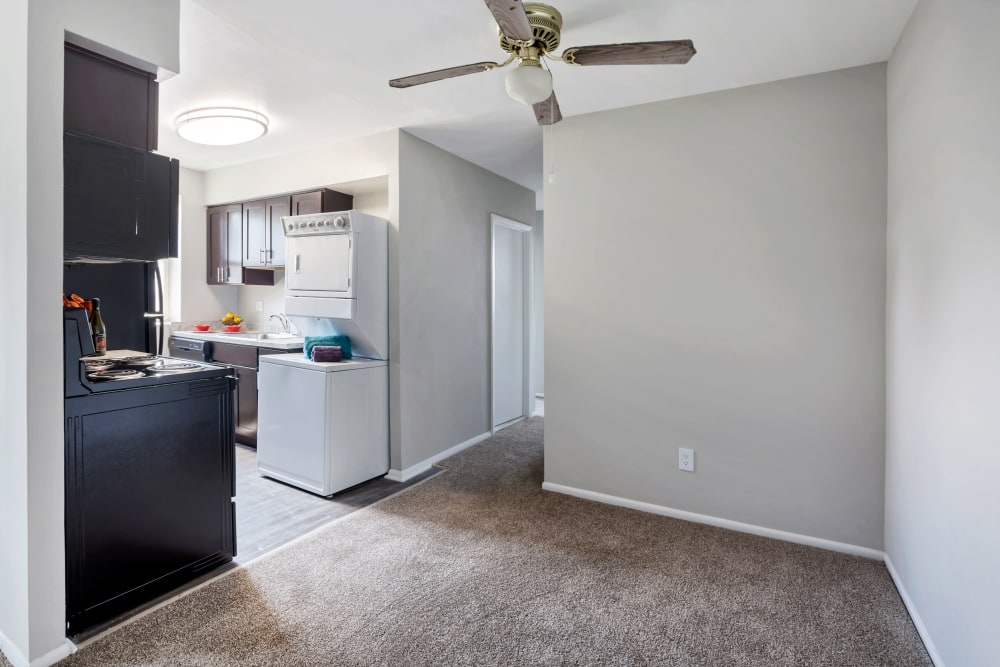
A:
543;64;888;549
886;0;1000;664
0;2;180;663
397;132;535;470
532;212;544;398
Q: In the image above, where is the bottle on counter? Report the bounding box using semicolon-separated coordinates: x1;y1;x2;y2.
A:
89;297;107;354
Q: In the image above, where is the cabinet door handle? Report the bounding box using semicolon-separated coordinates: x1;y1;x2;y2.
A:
260;249;266;265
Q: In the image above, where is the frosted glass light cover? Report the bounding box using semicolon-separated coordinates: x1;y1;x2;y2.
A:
505;64;553;106
174;107;269;146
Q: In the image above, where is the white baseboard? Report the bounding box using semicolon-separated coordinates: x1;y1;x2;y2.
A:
387;431;491;482
0;631;75;667
884;554;945;667
541;481;884;560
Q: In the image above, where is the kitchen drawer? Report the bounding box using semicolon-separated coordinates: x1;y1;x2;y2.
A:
209;342;258;369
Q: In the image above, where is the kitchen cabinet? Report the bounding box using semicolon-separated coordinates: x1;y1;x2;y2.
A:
208;204;244;285
243;196;290;268
291;189;354;216
64;132;179;261
206;188;353;286
64;43;159;151
208;341;301;447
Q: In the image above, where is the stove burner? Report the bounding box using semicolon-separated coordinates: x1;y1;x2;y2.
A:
119;355;159;367
88;369;146;382
83;359;115;372
145;361;202;373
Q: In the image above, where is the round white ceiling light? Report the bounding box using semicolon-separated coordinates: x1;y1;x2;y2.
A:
505;61;553;106
174;107;269;146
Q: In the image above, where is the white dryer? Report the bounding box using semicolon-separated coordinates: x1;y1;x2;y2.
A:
281;210;388;360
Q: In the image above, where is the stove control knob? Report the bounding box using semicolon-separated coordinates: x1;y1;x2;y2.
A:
332;216;346;229
297;222;306;229
323;220;332;227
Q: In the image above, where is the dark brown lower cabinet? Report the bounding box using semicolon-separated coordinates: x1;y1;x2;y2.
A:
208;342;299;447
234;366;259;445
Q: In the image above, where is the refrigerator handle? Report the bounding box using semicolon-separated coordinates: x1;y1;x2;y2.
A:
153;262;164;315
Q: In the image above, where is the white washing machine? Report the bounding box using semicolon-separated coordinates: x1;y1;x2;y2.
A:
257;354;388;496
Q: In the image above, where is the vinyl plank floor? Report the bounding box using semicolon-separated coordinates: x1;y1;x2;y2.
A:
234;444;437;564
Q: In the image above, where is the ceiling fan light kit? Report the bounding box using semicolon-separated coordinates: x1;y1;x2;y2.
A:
505;60;553;106
389;2;696;126
174;107;269;146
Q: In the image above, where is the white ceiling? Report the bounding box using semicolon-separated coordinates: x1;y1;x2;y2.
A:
159;0;917;202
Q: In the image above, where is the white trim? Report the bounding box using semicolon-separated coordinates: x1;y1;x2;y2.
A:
884;554;945;667
541;482;884;560
387;431;491;482
0;632;76;667
490;213;533;434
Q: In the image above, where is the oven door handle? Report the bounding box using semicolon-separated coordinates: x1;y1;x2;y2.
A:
294;253;301;274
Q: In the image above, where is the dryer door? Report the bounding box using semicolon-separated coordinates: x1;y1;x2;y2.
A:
286;232;354;297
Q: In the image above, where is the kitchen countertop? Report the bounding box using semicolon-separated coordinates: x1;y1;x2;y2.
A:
170;330;305;351
259;353;387;371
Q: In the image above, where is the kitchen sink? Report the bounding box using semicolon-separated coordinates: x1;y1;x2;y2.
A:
229;333;303;341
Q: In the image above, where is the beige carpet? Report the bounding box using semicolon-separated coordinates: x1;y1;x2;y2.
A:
62;418;929;666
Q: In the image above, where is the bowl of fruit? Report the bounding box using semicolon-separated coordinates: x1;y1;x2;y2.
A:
220;312;243;332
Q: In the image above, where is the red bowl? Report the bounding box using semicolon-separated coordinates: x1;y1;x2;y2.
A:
193;324;211;332
224;325;242;332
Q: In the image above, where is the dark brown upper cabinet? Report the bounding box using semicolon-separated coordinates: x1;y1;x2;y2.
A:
207;188;353;286
64;43;159;152
290;189;354;217
207;204;244;285
243;196;290;269
64;132;179;261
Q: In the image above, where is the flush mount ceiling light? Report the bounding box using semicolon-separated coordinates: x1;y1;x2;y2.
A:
174;107;268;146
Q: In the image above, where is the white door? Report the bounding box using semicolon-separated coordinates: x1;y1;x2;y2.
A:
286;234;353;295
492;216;531;430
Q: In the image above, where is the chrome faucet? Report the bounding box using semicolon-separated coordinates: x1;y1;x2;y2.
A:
268;313;294;334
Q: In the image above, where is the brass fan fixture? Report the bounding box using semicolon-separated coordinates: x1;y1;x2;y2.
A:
388;1;696;126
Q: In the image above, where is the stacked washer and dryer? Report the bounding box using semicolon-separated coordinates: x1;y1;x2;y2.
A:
256;210;389;496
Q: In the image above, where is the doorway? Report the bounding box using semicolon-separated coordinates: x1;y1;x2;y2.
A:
491;214;532;432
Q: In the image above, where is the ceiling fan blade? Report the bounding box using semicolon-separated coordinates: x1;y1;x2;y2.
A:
483;0;533;42
533;92;562;126
389;62;497;88
564;40;696;66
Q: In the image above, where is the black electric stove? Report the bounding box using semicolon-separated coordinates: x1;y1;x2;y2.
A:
65;309;231;396
63;308;237;636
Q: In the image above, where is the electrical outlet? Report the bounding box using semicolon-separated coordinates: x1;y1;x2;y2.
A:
678;448;695;472
255;300;264;312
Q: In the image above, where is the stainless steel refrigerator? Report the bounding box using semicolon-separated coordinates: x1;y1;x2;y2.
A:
63;261;165;354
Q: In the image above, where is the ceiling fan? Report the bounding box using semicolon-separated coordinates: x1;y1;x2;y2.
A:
388;1;696;126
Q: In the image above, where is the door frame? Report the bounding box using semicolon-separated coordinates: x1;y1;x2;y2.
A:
490;213;533;434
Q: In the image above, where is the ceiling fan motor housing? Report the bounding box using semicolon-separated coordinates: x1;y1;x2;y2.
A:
499;3;563;53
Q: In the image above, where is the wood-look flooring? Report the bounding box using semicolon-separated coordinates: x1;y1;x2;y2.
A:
235;444;437;564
